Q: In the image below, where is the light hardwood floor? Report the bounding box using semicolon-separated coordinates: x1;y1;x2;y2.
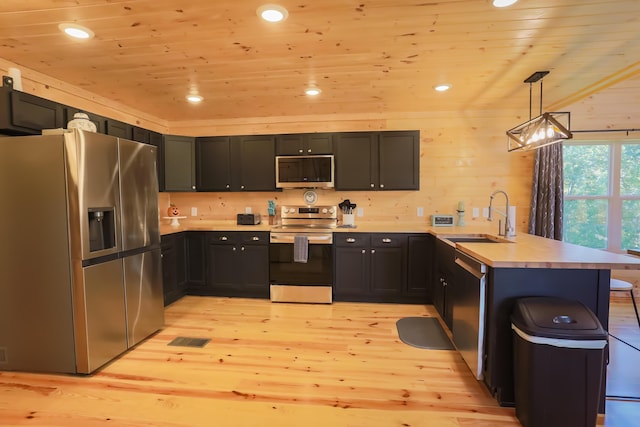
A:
0;296;638;426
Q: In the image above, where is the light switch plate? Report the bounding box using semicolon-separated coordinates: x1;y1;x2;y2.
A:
472;207;479;218
245;207;252;213
357;207;364;217
417;207;424;217
191;207;198;216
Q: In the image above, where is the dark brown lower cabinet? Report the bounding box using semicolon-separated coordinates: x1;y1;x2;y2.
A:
204;231;270;298
433;237;456;329
334;233;429;303
161;233;187;306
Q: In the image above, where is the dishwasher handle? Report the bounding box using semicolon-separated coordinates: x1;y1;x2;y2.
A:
455;250;486;279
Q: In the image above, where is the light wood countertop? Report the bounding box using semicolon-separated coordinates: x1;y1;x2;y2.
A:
160;220;640;270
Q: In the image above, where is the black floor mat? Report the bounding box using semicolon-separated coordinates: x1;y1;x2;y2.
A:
396;317;454;350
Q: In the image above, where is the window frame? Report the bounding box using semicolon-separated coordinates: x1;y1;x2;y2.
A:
563;139;640;253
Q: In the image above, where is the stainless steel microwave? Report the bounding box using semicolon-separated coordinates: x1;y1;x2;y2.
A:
275;155;335;189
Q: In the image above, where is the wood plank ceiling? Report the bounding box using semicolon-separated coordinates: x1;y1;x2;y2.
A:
0;0;639;122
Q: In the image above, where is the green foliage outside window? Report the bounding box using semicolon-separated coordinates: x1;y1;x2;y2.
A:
563;199;608;249
563;145;609;196
563;142;640;251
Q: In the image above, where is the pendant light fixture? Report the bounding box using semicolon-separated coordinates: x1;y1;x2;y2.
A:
507;71;572;152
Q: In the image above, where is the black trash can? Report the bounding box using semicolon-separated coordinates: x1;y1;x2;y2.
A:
511;297;608;427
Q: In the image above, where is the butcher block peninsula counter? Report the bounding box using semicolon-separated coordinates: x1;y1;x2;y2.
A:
160;219;640;410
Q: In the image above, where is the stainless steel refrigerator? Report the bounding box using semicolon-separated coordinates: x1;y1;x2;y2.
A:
0;128;164;374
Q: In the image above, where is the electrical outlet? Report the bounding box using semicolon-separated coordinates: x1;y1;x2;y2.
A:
482;207;489;218
417;207;424;217
357;207;364;217
245;207;252;214
191;207;197;216
472;207;479;218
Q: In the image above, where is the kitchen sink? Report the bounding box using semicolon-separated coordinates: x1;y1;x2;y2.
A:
442;234;513;244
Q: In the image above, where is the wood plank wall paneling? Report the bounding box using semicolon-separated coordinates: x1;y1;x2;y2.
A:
166;113;534;232
0;59;169;133
4;59;640;238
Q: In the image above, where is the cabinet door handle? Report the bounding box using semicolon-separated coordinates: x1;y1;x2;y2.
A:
346;238;356;243
240;185;245;190
440;277;444;283
252;236;260;241
298;149;303;153
380;184;385;188
307;149;312;153
241;246;245;251
370;183;375;188
192;185;196;190
233;247;237;251
361;249;366;254
226;184;230;189
382;238;391;243
219;236;228;241
371;249;376;254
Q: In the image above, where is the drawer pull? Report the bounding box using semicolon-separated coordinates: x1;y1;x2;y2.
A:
382;238;392;243
252;236;260;241
219;236;228;241
346;238;356;243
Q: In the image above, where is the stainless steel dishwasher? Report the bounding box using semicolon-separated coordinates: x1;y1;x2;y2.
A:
452;249;487;380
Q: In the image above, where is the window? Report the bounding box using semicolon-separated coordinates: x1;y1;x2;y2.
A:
563;141;640;252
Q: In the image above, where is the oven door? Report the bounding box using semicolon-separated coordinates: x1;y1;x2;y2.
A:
269;240;333;286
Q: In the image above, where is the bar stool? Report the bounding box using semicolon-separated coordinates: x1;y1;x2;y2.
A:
610;278;640;327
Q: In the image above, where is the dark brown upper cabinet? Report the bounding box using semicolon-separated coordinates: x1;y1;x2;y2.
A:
275;133;333;155
334;130;419;191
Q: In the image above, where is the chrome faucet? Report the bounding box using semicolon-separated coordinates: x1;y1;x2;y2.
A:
488;190;514;237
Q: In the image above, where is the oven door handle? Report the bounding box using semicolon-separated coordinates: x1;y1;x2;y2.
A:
270;233;333;244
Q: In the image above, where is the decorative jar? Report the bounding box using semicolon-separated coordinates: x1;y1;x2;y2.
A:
67;112;97;132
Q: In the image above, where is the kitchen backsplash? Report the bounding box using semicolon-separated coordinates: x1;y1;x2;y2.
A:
158;190;523;230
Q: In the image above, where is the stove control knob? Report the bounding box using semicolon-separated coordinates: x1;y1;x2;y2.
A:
329;207;336;214
322;208;328;214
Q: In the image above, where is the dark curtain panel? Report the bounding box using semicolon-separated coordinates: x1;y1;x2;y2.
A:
528;143;564;240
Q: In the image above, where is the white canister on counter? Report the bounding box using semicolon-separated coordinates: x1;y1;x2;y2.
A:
67;112;97;132
343;213;355;227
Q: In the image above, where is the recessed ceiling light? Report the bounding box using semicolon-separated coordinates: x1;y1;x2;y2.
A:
305;88;321;96
58;23;95;40
257;4;289;23
186;94;203;103
434;84;452;92
493;0;518;7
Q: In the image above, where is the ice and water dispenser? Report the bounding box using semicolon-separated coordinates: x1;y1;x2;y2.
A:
88;208;116;252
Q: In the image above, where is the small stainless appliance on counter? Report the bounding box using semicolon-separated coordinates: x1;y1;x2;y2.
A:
0;129;164;374
269;205;337;303
237;213;261;225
